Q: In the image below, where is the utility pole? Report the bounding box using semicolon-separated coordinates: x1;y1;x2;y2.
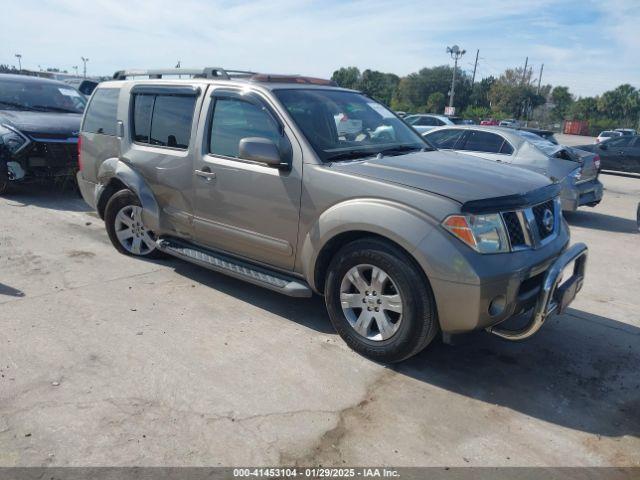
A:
81;57;89;78
15;54;22;72
537;63;544;94
471;49;479;84
521;56;529;84
446;45;466;112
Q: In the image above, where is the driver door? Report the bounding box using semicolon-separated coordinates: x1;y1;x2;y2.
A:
191;88;303;270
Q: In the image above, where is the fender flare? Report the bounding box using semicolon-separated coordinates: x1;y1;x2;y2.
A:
96;158;161;231
299;198;438;291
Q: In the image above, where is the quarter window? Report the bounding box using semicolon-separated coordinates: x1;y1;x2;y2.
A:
209;97;281;158
131;93;197;149
83;88;119;136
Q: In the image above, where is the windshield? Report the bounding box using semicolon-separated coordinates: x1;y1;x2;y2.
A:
274;89;429;162
0;78;86;114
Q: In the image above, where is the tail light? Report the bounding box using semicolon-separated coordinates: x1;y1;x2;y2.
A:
77;135;83;171
593;154;601;171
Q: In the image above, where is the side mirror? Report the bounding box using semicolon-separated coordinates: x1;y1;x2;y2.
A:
599;143;608;151
238;137;285;168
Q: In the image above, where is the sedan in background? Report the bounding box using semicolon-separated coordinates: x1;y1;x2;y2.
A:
576;135;640;174
424;126;603;211
404;113;465;134
596;130;622;143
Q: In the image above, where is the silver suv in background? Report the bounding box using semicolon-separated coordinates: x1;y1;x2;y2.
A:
424;125;603;211
76;68;588;363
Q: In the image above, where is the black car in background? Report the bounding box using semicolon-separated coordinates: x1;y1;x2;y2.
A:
577;135;640;174
0;74;86;194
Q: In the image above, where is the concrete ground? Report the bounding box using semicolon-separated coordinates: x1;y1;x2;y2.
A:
555;133;596;147
0;175;638;467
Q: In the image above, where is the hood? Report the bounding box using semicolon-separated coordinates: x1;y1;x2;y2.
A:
330;150;551;204
0;110;82;139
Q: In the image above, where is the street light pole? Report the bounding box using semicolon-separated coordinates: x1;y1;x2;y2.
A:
446;45;466;111
15;54;22;72
73;65;79;76
81;57;89;78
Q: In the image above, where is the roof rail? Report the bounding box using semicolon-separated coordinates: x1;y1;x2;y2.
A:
112;67;257;80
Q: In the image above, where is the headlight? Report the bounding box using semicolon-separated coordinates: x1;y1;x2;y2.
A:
443;213;510;253
0;124;29;154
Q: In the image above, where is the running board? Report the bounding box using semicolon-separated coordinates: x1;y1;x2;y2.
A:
156;238;312;298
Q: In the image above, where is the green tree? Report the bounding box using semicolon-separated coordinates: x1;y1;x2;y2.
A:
426;92;446;113
597;84;640;126
550;86;574;121
488;67;544;119
331;67;361;90
359;70;400;106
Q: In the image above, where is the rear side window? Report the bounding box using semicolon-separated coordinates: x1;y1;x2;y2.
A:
461;131;510;154
132;94;154;143
82;88;119;135
426;129;464;149
132;93;197;149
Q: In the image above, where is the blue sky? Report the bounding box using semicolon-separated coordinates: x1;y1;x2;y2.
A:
2;0;638;97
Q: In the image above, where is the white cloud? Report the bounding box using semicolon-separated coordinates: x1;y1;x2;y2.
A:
2;0;638;96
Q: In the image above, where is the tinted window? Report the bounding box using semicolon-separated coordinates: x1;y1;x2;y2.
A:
149;96;196;149
461;131;507;153
606;136;633;147
132;94;154;143
209;97;281;158
426;129;465;149
83;88;119;135
416;117;436;126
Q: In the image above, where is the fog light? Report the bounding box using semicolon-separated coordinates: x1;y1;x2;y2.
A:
489;295;506;317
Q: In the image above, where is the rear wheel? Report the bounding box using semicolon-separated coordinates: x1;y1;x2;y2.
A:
104;189;163;258
325;238;438;363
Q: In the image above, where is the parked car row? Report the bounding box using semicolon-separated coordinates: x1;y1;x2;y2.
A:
68;67;591;363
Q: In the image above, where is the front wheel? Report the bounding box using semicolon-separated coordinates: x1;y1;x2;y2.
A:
104;189;163;258
325;238;439;363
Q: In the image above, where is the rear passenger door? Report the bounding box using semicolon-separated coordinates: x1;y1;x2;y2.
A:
126;85;202;239
191;88;303;270
456;130;514;163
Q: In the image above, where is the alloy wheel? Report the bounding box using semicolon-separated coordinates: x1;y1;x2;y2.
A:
339;264;403;341
114;205;157;255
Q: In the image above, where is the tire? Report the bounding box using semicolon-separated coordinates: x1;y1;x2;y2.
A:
325;238;439;363
104;189;164;259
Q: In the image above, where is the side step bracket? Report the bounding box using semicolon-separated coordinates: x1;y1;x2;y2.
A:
156;238;312;298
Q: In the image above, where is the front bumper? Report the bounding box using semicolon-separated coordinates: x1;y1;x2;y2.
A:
561;178;603;211
486;242;587;340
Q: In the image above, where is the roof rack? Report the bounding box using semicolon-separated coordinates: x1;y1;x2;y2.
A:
112;67;257;80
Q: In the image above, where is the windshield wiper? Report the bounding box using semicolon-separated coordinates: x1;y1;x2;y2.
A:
0;100;35;111
378;145;428;156
32;105;79;114
325;150;378;162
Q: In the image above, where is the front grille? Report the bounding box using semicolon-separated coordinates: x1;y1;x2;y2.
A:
532;200;555;240
32;142;78;168
502;211;526;247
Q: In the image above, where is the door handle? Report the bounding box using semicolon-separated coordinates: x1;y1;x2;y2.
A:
194;169;216;181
